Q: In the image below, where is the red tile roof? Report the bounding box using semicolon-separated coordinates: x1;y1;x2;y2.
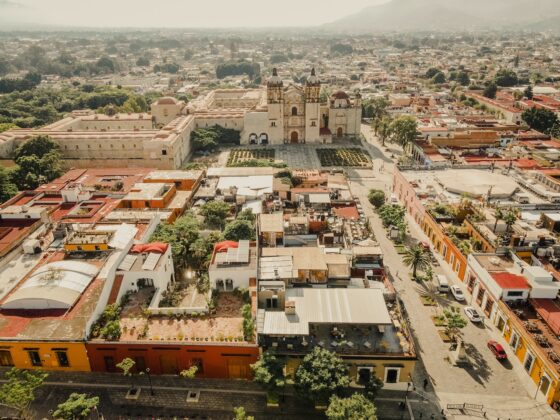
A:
530;298;560;336
333;206;359;220
491;272;529;289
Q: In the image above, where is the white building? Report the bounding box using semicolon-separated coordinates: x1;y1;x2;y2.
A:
0;70;361;168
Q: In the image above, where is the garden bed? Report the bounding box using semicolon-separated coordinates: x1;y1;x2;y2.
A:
420;296;437;306
394;244;407;254
438;330;453;342
431;315;448;327
227;148;275;166
316;148;371;167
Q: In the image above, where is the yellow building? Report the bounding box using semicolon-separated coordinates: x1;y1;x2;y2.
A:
0;341;90;372
64;231;112;252
495;301;560;407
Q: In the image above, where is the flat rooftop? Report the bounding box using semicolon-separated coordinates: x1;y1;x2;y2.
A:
144;170;204;182
123;183;172;201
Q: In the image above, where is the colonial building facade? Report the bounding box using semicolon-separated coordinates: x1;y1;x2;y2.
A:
0;69;361;168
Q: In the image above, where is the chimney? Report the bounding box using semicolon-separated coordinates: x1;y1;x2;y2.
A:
285;300;296;315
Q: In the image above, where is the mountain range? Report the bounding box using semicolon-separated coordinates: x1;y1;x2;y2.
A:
324;0;560;32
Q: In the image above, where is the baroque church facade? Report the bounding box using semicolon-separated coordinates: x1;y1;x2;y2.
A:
243;68;362;145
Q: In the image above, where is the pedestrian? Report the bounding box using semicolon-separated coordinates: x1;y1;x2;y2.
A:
423;378;429;390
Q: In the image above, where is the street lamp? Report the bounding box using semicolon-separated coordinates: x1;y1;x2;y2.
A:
146;368;154;396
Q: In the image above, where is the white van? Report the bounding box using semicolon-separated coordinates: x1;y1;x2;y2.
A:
435;274;450;293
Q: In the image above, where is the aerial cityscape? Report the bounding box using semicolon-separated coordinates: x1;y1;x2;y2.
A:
2;0;560;419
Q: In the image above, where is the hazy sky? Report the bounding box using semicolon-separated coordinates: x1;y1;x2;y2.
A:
0;0;389;28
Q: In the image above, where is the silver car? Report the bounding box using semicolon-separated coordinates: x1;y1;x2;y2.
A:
464;306;483;323
450;285;465;302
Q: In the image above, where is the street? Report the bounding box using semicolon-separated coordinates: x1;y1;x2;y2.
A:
356;125;559;419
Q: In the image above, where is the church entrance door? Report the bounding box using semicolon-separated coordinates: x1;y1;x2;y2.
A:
290;131;299;143
337;127;343;138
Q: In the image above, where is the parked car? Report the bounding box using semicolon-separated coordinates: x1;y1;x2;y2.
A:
464;306;483;323
450;285;465;302
487;340;507;360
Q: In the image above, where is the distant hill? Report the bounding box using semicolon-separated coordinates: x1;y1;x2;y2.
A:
324;0;560;32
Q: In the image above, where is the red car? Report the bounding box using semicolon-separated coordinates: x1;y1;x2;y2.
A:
487;340;507;360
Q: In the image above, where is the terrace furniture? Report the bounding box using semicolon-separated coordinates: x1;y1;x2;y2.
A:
331;341;338;348
364;341;372;349
347;341;354;348
318;341;325;347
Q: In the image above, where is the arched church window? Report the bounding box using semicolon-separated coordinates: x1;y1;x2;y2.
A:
291;106;298;116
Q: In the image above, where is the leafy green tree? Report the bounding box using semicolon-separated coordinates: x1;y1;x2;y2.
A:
11;135;63;190
116;357;136;390
522;107;559;134
403;245;431;279
457;71;470;87
504;209;518;233
242;304;254;342
0;167;17;203
493;207;504;232
389;116;418;152
237;208;256;223
180;366;198;378
52;393;100;420
524;85;533;100
224;219;255;241
368;189;386;208
251;352;286;391
364;375;384;401
494;69;518;87
377;204;406;228
326;393;377;420
425;68;440;79
483;82;498;99
233;407;254;420
0;368;48;413
294;347;350;403
330;44;353;55
443;308;468;341
377;116;393;147
368;97;390;135
0;123;16;133
432;72;446;84
201;200;231;229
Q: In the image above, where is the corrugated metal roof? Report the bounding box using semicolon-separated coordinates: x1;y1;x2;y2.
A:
262;288;392;336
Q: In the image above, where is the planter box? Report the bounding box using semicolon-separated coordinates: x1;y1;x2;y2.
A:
267;391;280;408
431;316;448;327
438;330;453;342
125;387;141;400
420;296;437;306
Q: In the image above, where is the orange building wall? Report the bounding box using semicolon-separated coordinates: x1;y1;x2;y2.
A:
86;342;259;379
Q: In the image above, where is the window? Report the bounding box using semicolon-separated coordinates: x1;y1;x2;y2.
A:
191;358;204;374
442;245;448;258
311;121;316;127
507;291;524;297
524;352;535;373
28;350;42;367
162;149;167;155
271;121;276;127
510;332;520;351
0;350;13;366
540;374;552;397
450;254;455;266
55;351;70;367
384;367;400;383
145;201;150;208
455;261;460;273
95;246;101;251
77;246;83;251
291;106;298;116
357;367;373;384
266;298;278;309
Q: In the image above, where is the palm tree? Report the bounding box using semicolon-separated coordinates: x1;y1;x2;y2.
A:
377;116;393;147
493;207;504;232
504;209;517;233
403;245;431;279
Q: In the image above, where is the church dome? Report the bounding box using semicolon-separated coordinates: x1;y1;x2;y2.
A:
331;90;349;100
267;68;283;87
